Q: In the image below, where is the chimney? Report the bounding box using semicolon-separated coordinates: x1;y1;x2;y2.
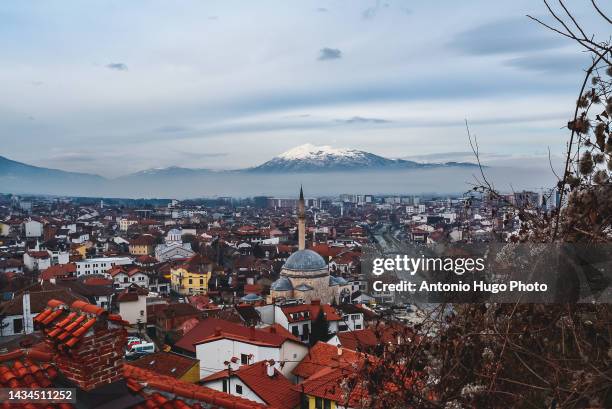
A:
265;360;275;378
35;299;128;391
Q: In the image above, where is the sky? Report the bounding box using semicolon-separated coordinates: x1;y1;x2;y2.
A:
1;0;610;178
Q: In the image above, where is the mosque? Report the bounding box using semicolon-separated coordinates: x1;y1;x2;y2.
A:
269;187;351;304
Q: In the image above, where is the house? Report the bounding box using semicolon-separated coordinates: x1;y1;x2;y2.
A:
174;317;308;380
154;302;201;343
129;234;157;256
40;263;77;282
336;304;365;332
23;251;51;271
117;284;149;325
110;266;149;290
155;241;195;262
292;341;359;382
255;300;342;343
56;276;115;310
0;283;85;336
128;351;200;383
0;259;23;274
327;322;409;353
0;298;276;409
24;219;43;237
75;256;132;277
170;254;213;295
119;217;138;231
201;360;300;409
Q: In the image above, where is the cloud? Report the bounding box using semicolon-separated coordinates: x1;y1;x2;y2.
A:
449;17;565;55
505;53;589;74
316;7;328;12
335;116;391;124
106;62;128;71
318;47;342;61
362;7;378;19
155;125;192;133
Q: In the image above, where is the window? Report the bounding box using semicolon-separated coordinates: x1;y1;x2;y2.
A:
315;397;323;409
291;326;299;337
13;318;23;334
222;380;227;393
235;384;242;395
188;279;193;285
200;278;204;285
240;353;250;365
355;324;362;330
351;314;360;320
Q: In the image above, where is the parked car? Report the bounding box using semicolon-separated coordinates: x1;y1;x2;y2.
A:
125;342;155;358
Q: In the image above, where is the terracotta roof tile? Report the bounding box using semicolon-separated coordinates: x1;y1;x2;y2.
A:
201;361;299;409
124;365;269;409
175;318;298;353
34;298;127;350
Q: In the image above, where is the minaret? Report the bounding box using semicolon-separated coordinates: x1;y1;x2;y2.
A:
298;185;306;250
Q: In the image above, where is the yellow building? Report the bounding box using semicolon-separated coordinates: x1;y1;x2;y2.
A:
129;234;157;256
305;395;337;409
170;254;213;295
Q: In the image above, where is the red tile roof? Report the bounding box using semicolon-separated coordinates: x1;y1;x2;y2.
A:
33;299;129;350
40;263;77;281
201;361;299;409
124;364;269;409
27;251;50;259
292;341;359;380
175;318;298;353
127;352;198;379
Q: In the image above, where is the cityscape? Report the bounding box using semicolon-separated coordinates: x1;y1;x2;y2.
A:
0;0;610;408
0;185;556;408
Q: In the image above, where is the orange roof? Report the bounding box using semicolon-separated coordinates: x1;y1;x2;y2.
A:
292;342;359;379
33;299;128;350
125;364;269;409
40;263;76;281
201;361;299;409
175;318;298;353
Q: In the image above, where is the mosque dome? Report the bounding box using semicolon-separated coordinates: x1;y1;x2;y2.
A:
270;276;293;291
329;275;348;286
283;249;326;272
240;293;263;302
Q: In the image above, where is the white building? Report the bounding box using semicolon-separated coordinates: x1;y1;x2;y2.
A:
75;256;133;277
117;285;148;325
195;332;308;381
23;251;51;271
24;219;43;238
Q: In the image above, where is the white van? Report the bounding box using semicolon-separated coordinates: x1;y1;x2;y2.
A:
126;342;155;358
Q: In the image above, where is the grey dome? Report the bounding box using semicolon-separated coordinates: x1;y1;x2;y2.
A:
271;276;293;291
329;275;348;286
240;293;263;302
283;249;326;272
294;283;314;291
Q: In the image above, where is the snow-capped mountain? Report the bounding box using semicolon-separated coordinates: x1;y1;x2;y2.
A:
250;144;473;172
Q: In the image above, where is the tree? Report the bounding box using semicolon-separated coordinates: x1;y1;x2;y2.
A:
350;2;612;408
309;309;330;346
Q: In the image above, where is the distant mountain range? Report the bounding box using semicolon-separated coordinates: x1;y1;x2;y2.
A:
250;144;477;173
0;144;479;197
